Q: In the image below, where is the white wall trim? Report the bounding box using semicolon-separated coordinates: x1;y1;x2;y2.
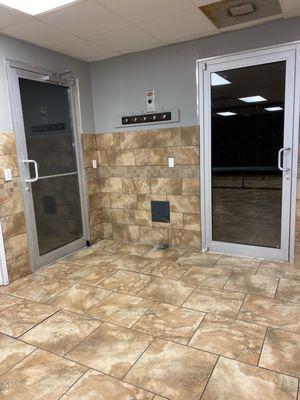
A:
0;222;9;286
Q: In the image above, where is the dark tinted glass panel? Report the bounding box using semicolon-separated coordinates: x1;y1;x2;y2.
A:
211;61;285;248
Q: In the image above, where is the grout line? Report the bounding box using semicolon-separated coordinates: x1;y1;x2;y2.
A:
57;369;91;400
199;355;220;400
0;347;39;378
256;326;269;368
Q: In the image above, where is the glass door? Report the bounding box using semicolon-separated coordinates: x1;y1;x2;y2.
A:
9;68;89;270
199;48;296;261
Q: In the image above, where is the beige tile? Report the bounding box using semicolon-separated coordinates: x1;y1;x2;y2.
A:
276;278;300;303
21;310;101;356
100;270;153;295
103;208;125;224
7;253;32;282
70;265;118;286
184;286;245;318
169;146;199;165
217;255;260;273
0;349;87;400
0;189;23;218
82;133;97;151
47;284;111;314
113;224;139;242
139;277;195;306
135;147;166;166
259;328;300;378
107;254;152;272
0;333;35;375
224;273;279;298
107;148;135;166
181;126;199;146
88;292;153;328
111;192;138;209
143;247;186;260
180;266;230;289
119;128;181;149
182;178;199;196
168;195;200;213
125;338;217;400
139;226;169;246
92;239;123;253
10;275;73;302
100;177;122;193
4;233;28;260
178;251;221;266
169;229;201;249
257;261;300;280
67;250;118;266
142;259;187;280
1;212;26;240
61;370;154;400
190;314;266;364
0;293;21;311
118;242;152;256
0;299;57;337
123;178;151;194
67;322;153;378
183;213;201;231
0;131;16;156
150;178;182;195
96;132;120;148
124;209;152;226
201;357;298;400
238;295;300;333
134;303;205;344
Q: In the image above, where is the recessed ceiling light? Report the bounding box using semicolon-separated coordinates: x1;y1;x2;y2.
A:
0;0;77;15
211;73;231;86
239;95;267;103
217;112;237;116
265;106;283;111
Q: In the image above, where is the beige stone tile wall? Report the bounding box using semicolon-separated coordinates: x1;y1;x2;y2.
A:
84;126;201;249
82;134;103;244
0;132;31;282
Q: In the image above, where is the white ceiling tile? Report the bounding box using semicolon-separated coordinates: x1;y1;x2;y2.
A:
0;6;29;29
38;0;129;37
51;38;118;60
87;25;165;52
280;0;300;17
98;0;193;23
1;19;77;47
190;0;220;6
139;8;218;43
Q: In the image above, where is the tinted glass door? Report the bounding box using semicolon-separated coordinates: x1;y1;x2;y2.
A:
14;73;88;269
201;49;295;261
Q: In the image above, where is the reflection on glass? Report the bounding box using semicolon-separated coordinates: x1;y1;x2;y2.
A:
19;78;83;255
211;62;286;248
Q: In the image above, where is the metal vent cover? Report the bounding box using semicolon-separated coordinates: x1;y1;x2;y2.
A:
200;0;283;30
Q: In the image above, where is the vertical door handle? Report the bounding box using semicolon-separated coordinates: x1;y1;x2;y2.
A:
277;147;291;172
23;160;39;182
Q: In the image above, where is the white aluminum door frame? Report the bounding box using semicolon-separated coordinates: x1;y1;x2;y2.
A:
6;61;90;271
197;44;300;261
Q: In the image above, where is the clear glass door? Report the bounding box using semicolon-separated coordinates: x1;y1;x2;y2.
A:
18;77;86;261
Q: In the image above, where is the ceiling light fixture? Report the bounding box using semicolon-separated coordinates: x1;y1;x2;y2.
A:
239;95;267;103
265;106;283;112
211;73;231;86
229;3;255;17
217;112;237;116
0;0;77;15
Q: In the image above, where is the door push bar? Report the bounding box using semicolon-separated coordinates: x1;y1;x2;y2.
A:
23;159;39;183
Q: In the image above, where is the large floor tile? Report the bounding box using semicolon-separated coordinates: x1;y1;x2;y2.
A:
0;293;21;311
70;265;118;286
259;328;300;378
180;266;230;288
143;247;186;260
90;240;123;253
67;322;153;378
257;261;300;280
276;278;300;303
61;370;154;400
67;251;118;266
34;262;77;280
0;349;87;399
216;255;260;273
201;357;298;400
133;303;205;344
9;275;73;303
125;338;217;400
224;273;278;298
100;270;153;295
21;310;101;356
0;299;57;337
139;277;195;306
238;295;300;333
0;333;35;375
47;284;111;314
189;314;266;364
183;286;245;318
118;243;153;256
177;251;221;267
141;259;187;280
109;254;152;272
88;293;153;328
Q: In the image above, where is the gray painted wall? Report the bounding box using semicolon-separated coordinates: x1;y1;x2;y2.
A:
90;17;300;133
0;34;95;133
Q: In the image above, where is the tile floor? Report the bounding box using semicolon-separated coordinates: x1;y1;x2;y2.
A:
0;240;300;399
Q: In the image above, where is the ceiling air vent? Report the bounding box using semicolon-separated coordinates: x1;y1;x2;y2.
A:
200;0;283;30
